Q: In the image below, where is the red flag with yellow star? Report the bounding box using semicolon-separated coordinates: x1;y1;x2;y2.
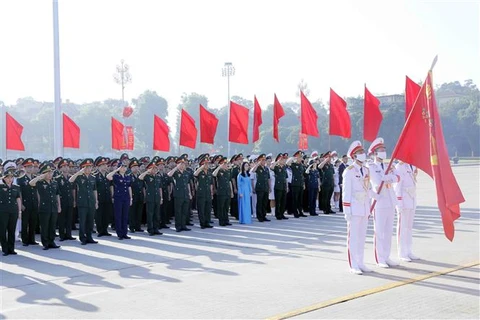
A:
391;68;464;241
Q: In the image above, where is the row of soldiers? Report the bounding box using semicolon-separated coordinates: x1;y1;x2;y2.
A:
0;150;341;255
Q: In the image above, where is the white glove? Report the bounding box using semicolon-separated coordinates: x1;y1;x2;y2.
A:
369;190;381;201
343;207;352;222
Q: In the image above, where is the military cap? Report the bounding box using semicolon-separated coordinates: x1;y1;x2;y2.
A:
293;150;303;157
22;158;35;167
3;161;16;173
212;155;222;163
176;156;186;164
2;164;16;177
39;162;55;174
80;158;94;168
58;159;69;168
129;159;140;168
266;153;272;160
275;153;284;162
218;156;228;165
120;153;129;161
94;156;109;167
236;153;244;161
146;161;156;170
257;154;266;162
156;158;165;165
310;151;319;159
15;158;25;166
109;159;120;167
139;156;150;164
53;156;63;165
68;159;75;167
180;153;189;160
199;155;210;166
230;154;237;163
347;141;364;159
368;137;385;155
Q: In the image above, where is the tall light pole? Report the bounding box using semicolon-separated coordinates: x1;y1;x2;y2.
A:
113;59;132;151
53;0;63;157
222;62;235;157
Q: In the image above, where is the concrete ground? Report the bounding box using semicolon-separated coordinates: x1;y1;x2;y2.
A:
1;165;479;319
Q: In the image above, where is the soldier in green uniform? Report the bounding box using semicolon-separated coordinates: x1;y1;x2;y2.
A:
94;157;113;237
129;159;144;232
271;153;289;220
0;163;22;256
69;158;99;245
319;152;336;214
16;158;39;246
250;154;271;222
168;156;192;232
194;154;214;229
29;163;61;250
56;159;76;241
165;157;176;221
156;158;170;229
230;154;242;220
139;161;163;236
287;150;307;218
213;157;233;226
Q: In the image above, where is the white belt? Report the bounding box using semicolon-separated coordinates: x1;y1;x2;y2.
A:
354;192;367;202
405;187;416;198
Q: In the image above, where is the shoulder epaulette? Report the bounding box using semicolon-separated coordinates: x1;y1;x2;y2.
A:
347;165;354;170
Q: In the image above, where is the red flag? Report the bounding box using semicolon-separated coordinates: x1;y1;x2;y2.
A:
392;71;464;241
63;113;80;148
153;115;170;152
199;104;218;144
229;101;249;144
273;94;285;142
125;126;134;150
253;96;263;143
363;86;382;142
405;76;421;120
179;109;197;149
123;106;134;118
329;88;351;138
111;117;125;150
6;112;25;151
298;133;308;150
300;91;319;137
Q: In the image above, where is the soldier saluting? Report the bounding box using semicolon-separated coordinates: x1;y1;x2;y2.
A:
0;163;22;256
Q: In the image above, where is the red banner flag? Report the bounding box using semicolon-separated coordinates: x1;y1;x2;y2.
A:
229;101;249;144
298;133;308;150
363;86;382;142
123;106;134;118
253;96;263;143
63;113;80;148
6;112;25;151
329;88;351;138
300;91;319;137
111;117;125;150
199;104;218;144
125;126;134;150
392;70;464;241
153;115;170;152
405;76;421;121
273;94;285;142
179;109;197;149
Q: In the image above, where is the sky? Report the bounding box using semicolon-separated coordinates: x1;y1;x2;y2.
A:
0;0;479;130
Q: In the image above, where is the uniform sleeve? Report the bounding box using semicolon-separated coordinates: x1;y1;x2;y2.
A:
342;168;352;214
394;164;404;202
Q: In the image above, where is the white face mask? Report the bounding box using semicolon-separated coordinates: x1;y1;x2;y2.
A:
355;154;366;163
377;151;387;160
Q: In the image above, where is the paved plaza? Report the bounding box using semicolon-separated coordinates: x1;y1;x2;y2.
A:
1;165;479;319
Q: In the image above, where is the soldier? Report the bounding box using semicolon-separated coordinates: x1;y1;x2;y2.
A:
107;162;132;240
0;163;22;256
139;161;163;236
69;158;99;245
338;154;349;213
129;159;144;233
319;152;336;214
213;157;233;226
229;154;241;220
250;154;270;222
342;141;375;275
367;137;400;268
286;151;307;218
56;159;76;241
94;157;112;237
168;156;192;232
16;158;39;246
68;159;79;231
271;153;288;220
29;163;61;250
194;154;214;229
305;158;321;216
394;161;420;262
157;158;171;229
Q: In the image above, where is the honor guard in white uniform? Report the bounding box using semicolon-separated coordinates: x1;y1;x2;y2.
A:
394;161;420;261
342;141;375;275
367;138;400;268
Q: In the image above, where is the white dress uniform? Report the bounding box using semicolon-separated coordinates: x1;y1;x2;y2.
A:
394;162;419;261
367;138;400;267
342;141;375;274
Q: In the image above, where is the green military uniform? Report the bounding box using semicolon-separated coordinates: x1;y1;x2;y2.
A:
290;160;306;218
36;177;60;249
129;172;144;232
0;179;21;255
143;172;162;235
75;171;97;244
230;164;240;219
158;172;170;228
319;162;335;213
16;173;38;245
172;169;190;231
216;167;231;226
196;168;213;228
273;163;288;219
255;164;270;221
95;172;112;236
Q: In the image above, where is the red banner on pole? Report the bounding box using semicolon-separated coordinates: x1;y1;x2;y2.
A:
298;133;308;150
125;126;134;150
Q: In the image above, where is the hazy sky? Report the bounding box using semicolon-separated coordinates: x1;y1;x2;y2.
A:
0;0;479;128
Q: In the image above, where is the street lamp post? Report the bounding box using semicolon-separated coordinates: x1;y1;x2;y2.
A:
222;62;235;157
53;0;62;157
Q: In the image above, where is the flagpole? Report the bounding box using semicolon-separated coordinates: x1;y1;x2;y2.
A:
369;55;438;213
53;0;63;158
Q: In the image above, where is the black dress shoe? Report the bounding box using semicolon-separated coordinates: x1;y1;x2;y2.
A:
118;237;124;240
294;215;300;218
81;241;87;245
49;244;61;249
182;228;191;231
22;242;29;246
328;210;336;214
105;233;112;236
123;235;132;239
201;226;206;229
87;240;98;244
310;213;319;216
154;231;162;235
129;229;135;233
264;218;271;222
9;250;17;255
29;241;39;245
67;237;76;240
2;252;8;256
225;223;232;226
276;217;283;220
59;238;65;242
258;219;264;222
282;216;289;220
97;234;103;238
136;229;144;232
186;223;194;226
206;225;214;228
42;246;49;250
175;229;182;232
300;214;307;217
149;232;155;236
